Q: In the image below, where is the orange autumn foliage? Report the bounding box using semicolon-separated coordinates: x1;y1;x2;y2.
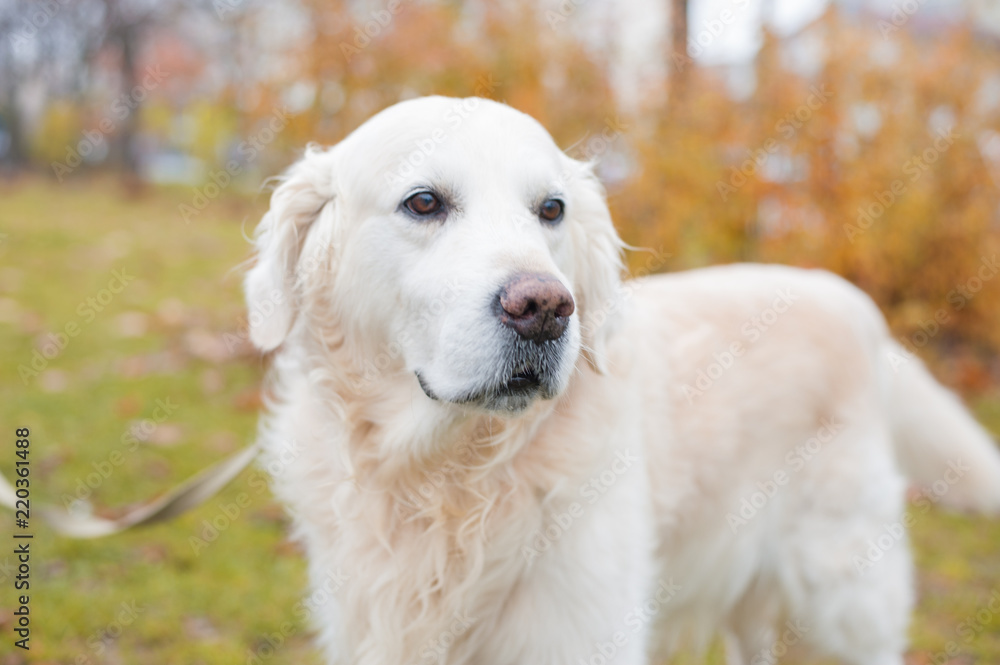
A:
241;3;1000;392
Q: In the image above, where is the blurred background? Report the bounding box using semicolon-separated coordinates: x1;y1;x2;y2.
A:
1;0;1000;663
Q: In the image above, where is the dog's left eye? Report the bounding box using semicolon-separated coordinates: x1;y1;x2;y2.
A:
539;198;564;224
404;191;443;217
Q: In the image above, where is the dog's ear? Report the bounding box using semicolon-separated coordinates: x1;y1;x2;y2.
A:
568;162;625;374
245;146;338;351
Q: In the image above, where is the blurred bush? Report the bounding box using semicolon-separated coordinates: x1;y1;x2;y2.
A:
10;1;1000;390
237;1;1000;391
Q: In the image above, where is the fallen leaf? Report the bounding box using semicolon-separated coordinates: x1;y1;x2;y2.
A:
39;369;69;393
147;423;184;448
233;387;262;411
157;298;187;327
114;311;149;338
0;297;20;323
184;329;231;364
115;394;142;417
201;368;224;394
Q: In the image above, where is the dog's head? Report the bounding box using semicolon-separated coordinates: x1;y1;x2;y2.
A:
245;96;623;412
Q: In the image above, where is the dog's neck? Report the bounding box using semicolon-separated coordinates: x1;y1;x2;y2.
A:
274;333;605;661
339;370;557;497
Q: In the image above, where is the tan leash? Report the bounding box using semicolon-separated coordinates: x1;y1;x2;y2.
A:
1;443;260;538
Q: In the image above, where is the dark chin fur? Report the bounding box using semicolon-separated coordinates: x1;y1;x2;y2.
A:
417;333;568;412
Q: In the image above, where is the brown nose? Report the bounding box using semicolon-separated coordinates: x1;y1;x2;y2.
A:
496;272;575;343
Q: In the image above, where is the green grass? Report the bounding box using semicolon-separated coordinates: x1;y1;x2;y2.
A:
0;178;999;664
0;178;320;665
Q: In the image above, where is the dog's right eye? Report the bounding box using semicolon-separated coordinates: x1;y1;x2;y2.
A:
404;191;443;217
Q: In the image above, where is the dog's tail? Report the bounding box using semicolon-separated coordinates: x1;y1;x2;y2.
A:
887;344;1000;514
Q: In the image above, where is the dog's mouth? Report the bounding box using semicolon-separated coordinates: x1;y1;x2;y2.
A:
466;365;549;411
416;333;570;412
416;365;551;412
500;369;542;395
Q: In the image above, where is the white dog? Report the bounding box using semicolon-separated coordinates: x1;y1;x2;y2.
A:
245;96;1000;665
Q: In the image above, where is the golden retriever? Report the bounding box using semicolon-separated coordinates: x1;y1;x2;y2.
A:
245;96;1000;665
